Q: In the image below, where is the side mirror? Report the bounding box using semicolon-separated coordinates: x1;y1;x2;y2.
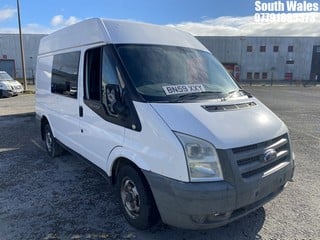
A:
105;84;128;116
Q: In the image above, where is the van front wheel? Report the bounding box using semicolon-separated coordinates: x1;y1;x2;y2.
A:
116;165;159;229
44;124;64;158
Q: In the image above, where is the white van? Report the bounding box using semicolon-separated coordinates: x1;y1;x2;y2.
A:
36;18;295;230
0;71;24;97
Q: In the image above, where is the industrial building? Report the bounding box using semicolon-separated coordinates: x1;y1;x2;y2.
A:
0;34;45;79
197;36;320;82
0;33;319;82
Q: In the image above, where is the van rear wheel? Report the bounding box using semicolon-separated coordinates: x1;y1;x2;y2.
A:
44;124;64;158
116;165;159;229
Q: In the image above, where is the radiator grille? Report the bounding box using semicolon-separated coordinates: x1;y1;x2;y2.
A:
232;134;291;179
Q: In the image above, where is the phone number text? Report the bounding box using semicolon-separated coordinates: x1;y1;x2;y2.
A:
254;13;316;23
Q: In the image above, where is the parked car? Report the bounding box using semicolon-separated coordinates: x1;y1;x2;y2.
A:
36;18;295;230
0;71;24;97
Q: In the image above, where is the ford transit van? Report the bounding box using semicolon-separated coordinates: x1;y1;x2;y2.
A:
35;18;295;230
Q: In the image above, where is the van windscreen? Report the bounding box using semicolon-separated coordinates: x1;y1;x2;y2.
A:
116;44;239;102
0;72;13;81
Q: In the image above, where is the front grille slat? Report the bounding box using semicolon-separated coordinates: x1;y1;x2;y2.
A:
242;156;289;179
277;150;289;159
238;150;289;176
232;144;258;154
232;134;291;180
237;156;260;166
267;138;288;150
234;148;262;163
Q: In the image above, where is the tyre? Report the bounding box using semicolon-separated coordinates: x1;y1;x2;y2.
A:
116;165;159;229
43;123;64;158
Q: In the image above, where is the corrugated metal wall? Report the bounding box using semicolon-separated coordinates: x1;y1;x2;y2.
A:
197;36;320;81
0;34;46;79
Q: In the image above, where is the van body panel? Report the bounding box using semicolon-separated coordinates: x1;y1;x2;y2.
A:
143;169;283;230
37;95;81;152
143;170;236;229
102;20;209;52
144;163;292;229
121;102;189;182
36;54;81;151
50;96;80;149
78;103;125;170
38;18;208;56
151;98;288;149
235;163;292;209
38;19;109;55
106;146;151;176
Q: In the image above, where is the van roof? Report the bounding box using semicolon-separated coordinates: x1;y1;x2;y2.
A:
38;18;209;55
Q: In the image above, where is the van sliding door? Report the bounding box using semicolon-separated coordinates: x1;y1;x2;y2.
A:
49;51;81;150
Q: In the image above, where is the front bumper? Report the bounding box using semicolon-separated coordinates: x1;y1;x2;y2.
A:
143;165;293;229
0;89;20;97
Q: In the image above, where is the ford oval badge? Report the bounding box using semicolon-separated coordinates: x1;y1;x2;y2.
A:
264;149;277;162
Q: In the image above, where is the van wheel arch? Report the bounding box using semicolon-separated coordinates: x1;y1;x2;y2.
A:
112;158;160;229
111;158;140;185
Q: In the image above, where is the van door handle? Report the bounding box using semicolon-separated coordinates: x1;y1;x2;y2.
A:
79;106;83;117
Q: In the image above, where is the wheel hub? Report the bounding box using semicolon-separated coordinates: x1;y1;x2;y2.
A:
121;178;140;219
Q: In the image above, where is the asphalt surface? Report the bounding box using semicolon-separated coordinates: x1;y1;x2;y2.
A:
0;86;319;239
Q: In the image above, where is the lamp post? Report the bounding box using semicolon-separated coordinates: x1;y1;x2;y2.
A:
17;0;27;91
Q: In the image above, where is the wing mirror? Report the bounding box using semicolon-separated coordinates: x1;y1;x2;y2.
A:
105;84;128;116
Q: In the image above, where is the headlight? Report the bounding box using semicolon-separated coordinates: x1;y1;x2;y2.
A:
175;132;223;182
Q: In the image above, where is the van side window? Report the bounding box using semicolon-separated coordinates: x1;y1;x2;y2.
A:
85;45;123;117
51;51;80;98
85;47;101;101
101;46;124;116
